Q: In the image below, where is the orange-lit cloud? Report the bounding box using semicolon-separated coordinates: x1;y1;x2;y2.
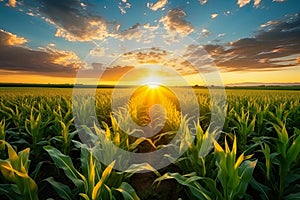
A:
34;0;113;42
0;30;83;77
147;0;168;11
6;0;16;7
237;0;262;7
160;8;194;36
0;29;27;45
202;13;300;71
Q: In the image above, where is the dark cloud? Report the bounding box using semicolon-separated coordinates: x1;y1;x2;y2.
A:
0;30;82;77
23;0;112;41
76;64;134;80
202;13;300;71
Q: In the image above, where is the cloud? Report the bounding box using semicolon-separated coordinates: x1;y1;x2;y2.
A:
273;0;285;2
6;0;16;7
237;0;262;7
99;65;134;81
116;23;144;41
254;0;261;7
211;13;218;19
147;0;168;11
200;28;211;37
260;20;280;28
0;30;83;77
202;13;300;71
109;47;214;75
160;8;194;36
199;0;208;5
237;0;251;7
22;0;113;42
89;47;106;56
0;29;27;45
118;1;131;15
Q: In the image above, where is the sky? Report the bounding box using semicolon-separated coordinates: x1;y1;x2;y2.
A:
0;0;299;86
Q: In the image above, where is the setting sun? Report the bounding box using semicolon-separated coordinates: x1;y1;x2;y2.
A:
147;82;160;89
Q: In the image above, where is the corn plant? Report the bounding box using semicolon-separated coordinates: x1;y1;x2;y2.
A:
0;120;6;151
0;140;38;200
214;135;257;200
50;120;77;155
0;102;24;131
174;122;216;177
229;107;256;151
43;144;141;200
156;135;257;200
259;120;300;199
24;108;50;155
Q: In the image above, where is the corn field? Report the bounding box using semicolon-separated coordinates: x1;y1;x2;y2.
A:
0;87;300;200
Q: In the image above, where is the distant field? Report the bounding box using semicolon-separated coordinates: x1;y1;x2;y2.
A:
0;87;300;199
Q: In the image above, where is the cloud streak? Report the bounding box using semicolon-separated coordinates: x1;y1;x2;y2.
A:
202;13;300;71
147;0;168;11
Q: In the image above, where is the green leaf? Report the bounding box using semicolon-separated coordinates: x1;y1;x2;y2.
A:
92;161;115;200
287;130;300;167
155;172;213;200
114;182;140;200
0;184;21;200
44;177;75;200
284;192;300;200
43;145;86;192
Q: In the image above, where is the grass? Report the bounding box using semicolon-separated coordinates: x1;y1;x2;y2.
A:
0;87;299;199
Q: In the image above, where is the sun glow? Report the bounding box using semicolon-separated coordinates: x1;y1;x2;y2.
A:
147;82;160;89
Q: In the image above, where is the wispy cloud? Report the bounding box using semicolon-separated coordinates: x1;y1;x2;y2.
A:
147;0;168;11
200;28;211;37
117;1;131;15
199;0;208;5
211;13;219;19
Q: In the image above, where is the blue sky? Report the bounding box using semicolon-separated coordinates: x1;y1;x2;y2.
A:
0;0;299;85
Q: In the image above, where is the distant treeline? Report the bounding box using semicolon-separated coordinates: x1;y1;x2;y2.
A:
0;83;115;88
0;83;299;90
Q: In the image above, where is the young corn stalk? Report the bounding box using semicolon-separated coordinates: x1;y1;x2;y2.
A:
214;135;257;200
44;144;142;200
229;107;256;151
175;121;216;177
266;116;300;198
25;108;50;156
0;140;38;200
155;133;257;199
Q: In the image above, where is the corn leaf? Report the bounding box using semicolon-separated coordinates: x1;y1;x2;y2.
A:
43;145;86;192
44;177;75;200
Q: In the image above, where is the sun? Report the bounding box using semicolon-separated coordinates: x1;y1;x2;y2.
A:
147;82;160;89
142;75;163;89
